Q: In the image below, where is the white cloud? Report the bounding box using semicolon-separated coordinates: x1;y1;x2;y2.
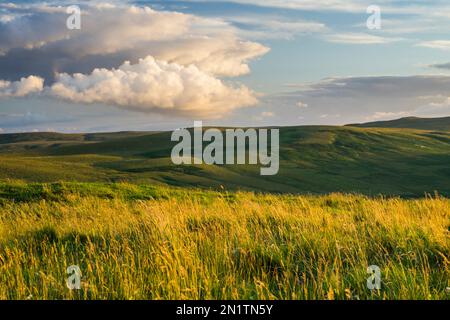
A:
0;4;269;79
147;36;269;77
0;76;44;98
325;33;401;45
262;19;326;33
428;97;450;108
371;18;444;35
225;16;327;39
365;111;408;121
0;3;269;118
252;111;276;121
0;14;21;24
50;56;258;118
197;0;368;13
418;40;450;50
199;0;450;16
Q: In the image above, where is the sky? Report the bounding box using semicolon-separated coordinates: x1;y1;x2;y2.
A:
1;0;450;133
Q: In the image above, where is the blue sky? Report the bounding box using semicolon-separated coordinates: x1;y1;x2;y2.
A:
142;0;450;86
1;0;450;132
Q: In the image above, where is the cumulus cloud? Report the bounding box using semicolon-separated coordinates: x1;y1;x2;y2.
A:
0;3;269;80
0;76;44;98
0;3;269;118
50;56;258;118
145;36;269;77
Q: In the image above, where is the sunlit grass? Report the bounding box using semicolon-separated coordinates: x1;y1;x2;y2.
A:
0;182;448;300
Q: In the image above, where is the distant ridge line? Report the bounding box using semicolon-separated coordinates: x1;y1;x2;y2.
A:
346;116;450;131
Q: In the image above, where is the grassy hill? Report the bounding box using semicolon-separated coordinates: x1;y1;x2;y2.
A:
347;116;450;131
0;124;449;197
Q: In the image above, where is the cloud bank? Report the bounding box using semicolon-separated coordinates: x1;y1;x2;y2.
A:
0;3;269;79
0;3;269;118
259;76;450;125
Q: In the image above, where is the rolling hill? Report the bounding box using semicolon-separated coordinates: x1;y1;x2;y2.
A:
0;119;449;197
347;116;450;131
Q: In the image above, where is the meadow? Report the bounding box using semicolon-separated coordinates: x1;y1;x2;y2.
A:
0;182;448;300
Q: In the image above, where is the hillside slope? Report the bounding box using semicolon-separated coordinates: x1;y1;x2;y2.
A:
0;125;449;197
347;116;450;131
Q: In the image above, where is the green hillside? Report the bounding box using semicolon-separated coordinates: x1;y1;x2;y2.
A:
0;125;449;197
347;116;450;131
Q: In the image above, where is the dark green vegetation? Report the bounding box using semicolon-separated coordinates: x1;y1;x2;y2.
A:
348;116;450;131
0;117;449;196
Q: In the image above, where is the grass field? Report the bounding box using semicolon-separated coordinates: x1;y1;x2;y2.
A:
0;182;448;300
0;119;449;300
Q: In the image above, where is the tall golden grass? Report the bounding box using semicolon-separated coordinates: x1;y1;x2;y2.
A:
0;186;448;300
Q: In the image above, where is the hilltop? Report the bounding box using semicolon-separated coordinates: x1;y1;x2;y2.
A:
347;116;450;131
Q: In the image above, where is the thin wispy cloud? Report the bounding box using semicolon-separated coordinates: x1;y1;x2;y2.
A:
325;33;402;44
225;16;328;39
418;40;450;50
191;0;370;13
184;0;450;16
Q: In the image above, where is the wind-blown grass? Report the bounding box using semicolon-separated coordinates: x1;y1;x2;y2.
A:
0;182;448;300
